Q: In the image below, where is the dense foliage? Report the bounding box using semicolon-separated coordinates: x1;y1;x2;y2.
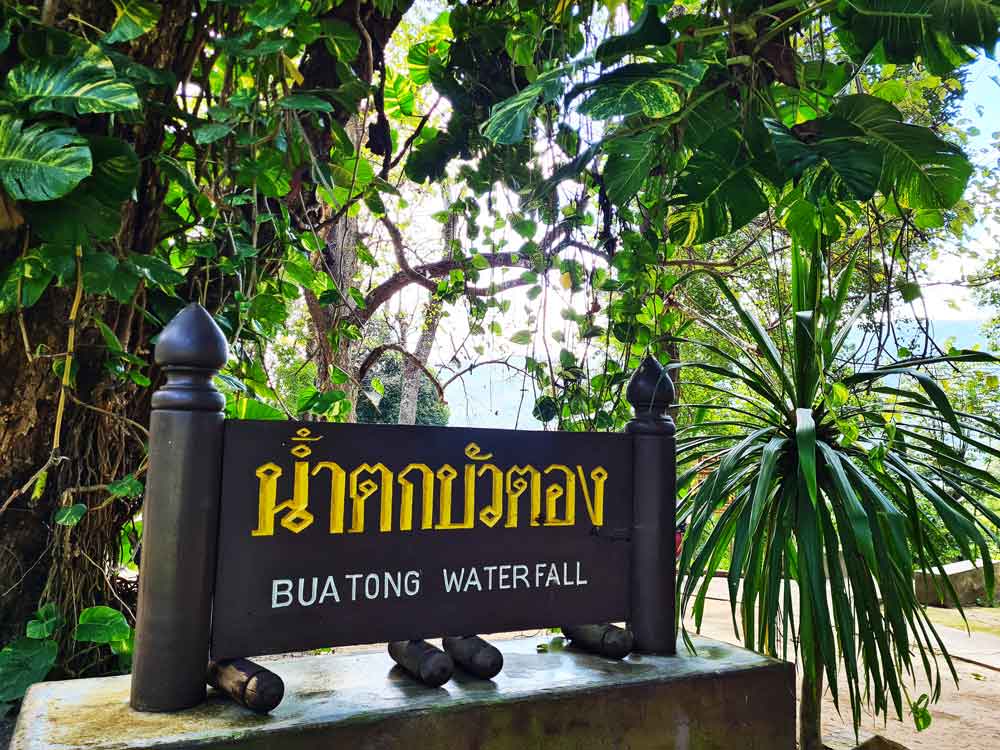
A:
0;0;999;744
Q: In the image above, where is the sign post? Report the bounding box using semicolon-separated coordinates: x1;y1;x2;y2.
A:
626;357;677;654
129;303;678;714
130;304;228;712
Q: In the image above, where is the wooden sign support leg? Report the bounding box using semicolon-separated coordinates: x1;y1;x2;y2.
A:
562;623;633;659
442;635;504;679
388;640;454;687
626;357;677;655
130;303;229;712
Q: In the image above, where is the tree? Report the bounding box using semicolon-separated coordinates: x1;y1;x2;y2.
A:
355;353;449;426
480;1;1000;746
0;3;998;740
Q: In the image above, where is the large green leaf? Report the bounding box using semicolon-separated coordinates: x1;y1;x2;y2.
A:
832;95;972;209
8;50;140;115
569;61;708;120
247;0;299;31
0;637;57;702
481;65;572;145
595;5;672;63
104;0;162;44
667;127;770;245
408;40;450;86
834;0;1000;72
0;116;92;201
767;117;884;202
602;132;657;205
74;606;131;644
24;136;139;244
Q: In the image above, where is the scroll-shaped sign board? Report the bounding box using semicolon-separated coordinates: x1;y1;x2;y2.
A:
212;422;633;658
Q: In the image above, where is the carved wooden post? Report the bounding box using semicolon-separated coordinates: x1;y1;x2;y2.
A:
626;356;677;654
131;303;228;711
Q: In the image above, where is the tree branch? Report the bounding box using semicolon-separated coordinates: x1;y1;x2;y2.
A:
357;344;445;402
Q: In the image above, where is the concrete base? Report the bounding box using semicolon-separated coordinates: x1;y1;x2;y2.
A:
824;727;910;749
13;635;794;750
914;560;1000;607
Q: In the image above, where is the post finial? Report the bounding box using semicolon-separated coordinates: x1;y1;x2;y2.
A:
151;303;228;412
626;356;675;434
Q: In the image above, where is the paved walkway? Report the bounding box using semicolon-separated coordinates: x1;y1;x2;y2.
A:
690;578;1000;749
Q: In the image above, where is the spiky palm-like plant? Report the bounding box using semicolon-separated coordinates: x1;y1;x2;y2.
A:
673;242;1000;749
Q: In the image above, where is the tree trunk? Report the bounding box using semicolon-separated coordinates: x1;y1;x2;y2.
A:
0;295;147;667
397;214;454;425
0;0;199;663
799;645;825;750
397;300;441;425
303;119;362;414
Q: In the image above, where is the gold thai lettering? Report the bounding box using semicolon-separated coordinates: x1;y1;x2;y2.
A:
252;426;323;535
311;462;346;533
397;463;435;531
506;465;541;527
544;465;576;526
436;464;471;529
463;442;504;528
579;466;607;527
250;433;612;535
476;464;505;527
349;463;394;533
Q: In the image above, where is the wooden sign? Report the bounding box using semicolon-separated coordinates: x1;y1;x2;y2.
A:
130;304;676;713
211;422;633;658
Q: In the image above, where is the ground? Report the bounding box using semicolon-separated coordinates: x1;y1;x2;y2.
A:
3;583;1000;749
690;577;1000;750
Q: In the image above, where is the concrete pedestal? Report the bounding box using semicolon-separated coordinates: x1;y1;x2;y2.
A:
13;635;794;750
914;560;1000;607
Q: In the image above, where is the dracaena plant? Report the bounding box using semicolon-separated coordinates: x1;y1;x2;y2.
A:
672;241;1000;750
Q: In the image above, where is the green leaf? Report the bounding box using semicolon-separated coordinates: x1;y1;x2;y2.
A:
247;0;299;31
371;376;385;396
570;61;707;119
834;0;999;74
767;117;884;202
603;132;657;205
278;94;334;112
511;330;533;345
898;280;922;302
532;395;560;422
323;19;362;61
24;136;139;244
80;251;118;295
0;116;92;201
26;604;63;640
34;245;76;283
668;127;769;244
227;396;286;421
74;606;131;644
0;638;57;703
408;40;449;86
54;504;87;527
795;408;818;506
104;0;162;44
107;474;143;499
482;65;573;145
193;123;234;145
8;51;140;115
832;94;972;209
595;5;672;63
155;154;198;194
128;254;184;287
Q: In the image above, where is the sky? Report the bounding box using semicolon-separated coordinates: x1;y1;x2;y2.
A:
922;52;1000;321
